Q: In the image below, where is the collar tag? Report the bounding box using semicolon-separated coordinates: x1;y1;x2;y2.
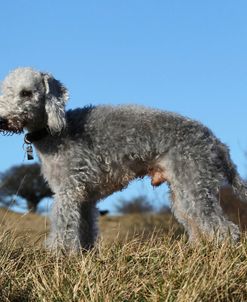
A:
26;144;34;160
24;134;34;160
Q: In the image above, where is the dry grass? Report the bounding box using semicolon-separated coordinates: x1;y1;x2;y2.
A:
0;209;247;301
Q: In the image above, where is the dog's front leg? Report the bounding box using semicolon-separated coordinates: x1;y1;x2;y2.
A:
46;189;99;252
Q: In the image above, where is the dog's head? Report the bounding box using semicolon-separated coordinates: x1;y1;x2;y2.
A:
0;67;69;135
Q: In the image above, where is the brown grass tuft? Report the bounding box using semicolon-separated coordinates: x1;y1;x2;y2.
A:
0;209;247;301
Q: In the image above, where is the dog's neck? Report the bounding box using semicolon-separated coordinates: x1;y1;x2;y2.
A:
24;128;50;144
24;126;66;161
24;128;51;160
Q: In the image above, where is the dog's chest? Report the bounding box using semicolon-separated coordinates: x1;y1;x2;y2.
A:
39;153;67;192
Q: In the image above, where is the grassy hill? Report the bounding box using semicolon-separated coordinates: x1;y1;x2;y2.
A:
0;208;247;301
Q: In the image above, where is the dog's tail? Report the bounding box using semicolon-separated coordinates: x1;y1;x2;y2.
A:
221;144;247;202
231;173;247;203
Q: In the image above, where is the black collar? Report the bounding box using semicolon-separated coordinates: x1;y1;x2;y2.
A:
24;128;50;144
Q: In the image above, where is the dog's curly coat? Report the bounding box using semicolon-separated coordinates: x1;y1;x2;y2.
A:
0;67;246;251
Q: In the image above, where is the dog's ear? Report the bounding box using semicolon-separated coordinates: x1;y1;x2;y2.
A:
42;73;69;135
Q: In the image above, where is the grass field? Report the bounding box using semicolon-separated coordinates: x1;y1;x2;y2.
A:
0;208;247;301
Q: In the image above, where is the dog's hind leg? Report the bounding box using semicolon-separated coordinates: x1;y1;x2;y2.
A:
158;154;240;242
170;182;240;242
46;190;98;252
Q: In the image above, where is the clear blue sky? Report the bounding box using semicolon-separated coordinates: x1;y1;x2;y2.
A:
0;0;247;212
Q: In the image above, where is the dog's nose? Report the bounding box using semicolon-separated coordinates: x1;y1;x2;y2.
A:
0;117;7;129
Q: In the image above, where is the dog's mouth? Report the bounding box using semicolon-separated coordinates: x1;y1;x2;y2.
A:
0;118;24;135
0;129;23;136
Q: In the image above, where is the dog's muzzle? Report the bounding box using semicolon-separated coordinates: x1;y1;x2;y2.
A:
0;117;23;135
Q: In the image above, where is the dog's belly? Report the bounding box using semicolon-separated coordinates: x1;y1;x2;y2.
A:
95;160;170;199
148;167;168;186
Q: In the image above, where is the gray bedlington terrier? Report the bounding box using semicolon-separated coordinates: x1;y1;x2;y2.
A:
0;67;246;251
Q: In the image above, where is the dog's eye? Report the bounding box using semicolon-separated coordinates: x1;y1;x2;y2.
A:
20;90;33;98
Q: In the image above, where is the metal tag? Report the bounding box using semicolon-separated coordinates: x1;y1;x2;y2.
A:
26;145;34;160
